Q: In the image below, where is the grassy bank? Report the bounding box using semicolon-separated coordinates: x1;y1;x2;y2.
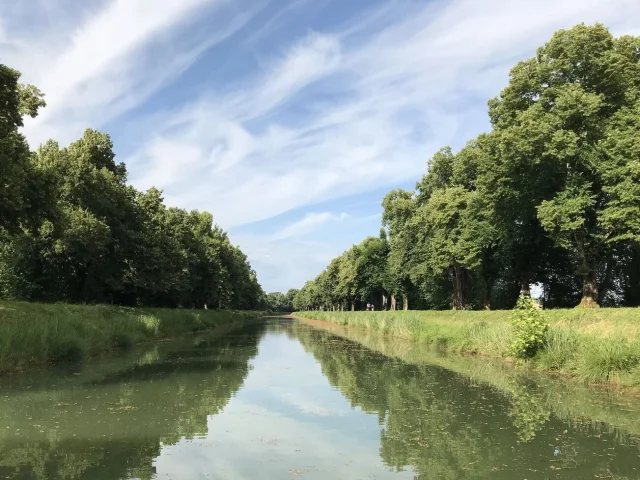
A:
293;319;640;435
0;300;265;373
292;308;640;389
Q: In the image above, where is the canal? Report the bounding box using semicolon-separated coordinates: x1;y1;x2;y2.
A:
1;318;639;479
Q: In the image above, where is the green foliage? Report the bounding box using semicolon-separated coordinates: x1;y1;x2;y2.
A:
0;300;264;372
508;296;550;359
0;64;265;310
0;64;46;232
264;289;298;312
294;306;640;388
296;23;640;312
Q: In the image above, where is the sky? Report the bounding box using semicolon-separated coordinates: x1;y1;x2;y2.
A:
153;328;417;479
2;0;640;293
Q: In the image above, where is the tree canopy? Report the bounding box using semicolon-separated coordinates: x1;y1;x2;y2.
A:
294;24;640;311
0;63;265;309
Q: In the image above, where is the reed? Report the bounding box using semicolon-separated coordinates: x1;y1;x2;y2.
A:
293;308;640;388
0;300;264;373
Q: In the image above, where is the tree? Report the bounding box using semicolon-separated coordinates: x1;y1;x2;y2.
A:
288;24;640;312
354;235;390;309
600;101;640;244
412;187;476;310
0;62;264;309
382;189;417;310
486;24;640;307
0;65;46;231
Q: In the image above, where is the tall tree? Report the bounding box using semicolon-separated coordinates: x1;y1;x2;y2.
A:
486;24;640;307
0;65;46;231
382;189;417;310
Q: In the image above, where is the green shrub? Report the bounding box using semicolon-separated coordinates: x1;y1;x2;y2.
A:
508;296;550;359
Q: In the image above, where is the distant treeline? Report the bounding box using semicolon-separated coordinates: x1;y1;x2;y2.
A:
0;64;264;309
263;289;299;313
294;24;640;311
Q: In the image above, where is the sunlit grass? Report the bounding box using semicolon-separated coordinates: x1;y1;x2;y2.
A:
293;308;640;387
0;300;264;373
293;319;640;439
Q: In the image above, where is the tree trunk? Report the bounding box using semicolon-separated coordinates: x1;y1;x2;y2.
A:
351;302;355;311
382;294;388;310
519;275;531;297
482;272;494;310
402;295;408;311
449;265;467;310
579;269;600;308
597;260;614;305
483;286;491;311
391;295;397;311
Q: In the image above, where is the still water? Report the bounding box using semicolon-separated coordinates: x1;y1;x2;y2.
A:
1;318;640;479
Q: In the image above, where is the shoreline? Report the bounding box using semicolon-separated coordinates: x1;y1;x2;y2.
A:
0;300;266;374
291;309;640;393
292;314;640;439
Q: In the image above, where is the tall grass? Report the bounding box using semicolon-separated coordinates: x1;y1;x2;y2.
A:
292;320;640;438
0;300;264;373
293;308;640;388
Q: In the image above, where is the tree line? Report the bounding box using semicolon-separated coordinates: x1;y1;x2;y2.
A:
294;24;640;311
263;289;299;312
0;63;264;309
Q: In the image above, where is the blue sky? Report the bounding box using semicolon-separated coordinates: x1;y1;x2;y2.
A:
3;0;639;293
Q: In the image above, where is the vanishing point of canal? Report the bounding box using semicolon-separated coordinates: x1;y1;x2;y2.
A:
1;318;639;479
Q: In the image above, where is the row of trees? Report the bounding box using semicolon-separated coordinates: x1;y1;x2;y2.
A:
294;24;640;311
263;289;299;312
0;322;267;479
294;325;638;475
0;63;265;309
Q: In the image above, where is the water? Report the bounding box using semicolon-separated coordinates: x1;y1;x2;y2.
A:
1;318;639;479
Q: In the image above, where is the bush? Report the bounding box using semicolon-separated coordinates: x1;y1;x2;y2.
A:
508;296;549;359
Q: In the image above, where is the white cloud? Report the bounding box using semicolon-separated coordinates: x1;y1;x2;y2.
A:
271;212;349;241
229;32;342;122
124;0;640;231
9;0;640;291
232;212;382;292
3;0;263;146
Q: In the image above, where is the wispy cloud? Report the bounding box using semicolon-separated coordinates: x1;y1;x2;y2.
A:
4;0;263;146
231;32;342;122
8;0;640;291
125;0;640;230
231;210;382;292
270;212;349;241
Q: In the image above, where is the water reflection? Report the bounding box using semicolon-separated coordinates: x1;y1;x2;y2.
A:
293;324;640;479
0;321;266;480
0;319;639;479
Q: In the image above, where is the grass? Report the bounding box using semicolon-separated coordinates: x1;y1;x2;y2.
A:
292;308;640;389
292;319;640;439
0;300;266;373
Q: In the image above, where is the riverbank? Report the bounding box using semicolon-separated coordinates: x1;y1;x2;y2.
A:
292;309;640;389
293;319;640;433
0;300;266;373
